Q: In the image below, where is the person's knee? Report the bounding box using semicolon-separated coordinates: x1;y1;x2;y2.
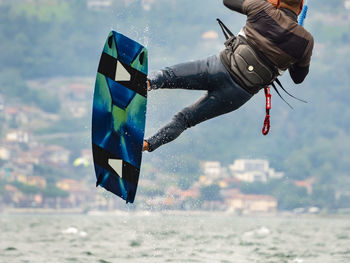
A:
148;68;176;89
174;108;196;129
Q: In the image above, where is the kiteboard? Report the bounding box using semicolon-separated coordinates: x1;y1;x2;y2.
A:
92;31;148;203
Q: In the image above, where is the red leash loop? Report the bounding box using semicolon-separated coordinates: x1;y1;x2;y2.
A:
262;115;270;135
262;86;271;135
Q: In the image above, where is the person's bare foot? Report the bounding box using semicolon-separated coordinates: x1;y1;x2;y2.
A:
143;140;150;152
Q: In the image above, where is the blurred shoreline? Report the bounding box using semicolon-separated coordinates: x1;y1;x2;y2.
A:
2;207;350;219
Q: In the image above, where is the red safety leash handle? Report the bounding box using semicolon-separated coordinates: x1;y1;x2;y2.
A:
262;115;270;135
262;87;271;135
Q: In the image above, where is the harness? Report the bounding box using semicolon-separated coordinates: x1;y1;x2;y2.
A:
217;18;307;135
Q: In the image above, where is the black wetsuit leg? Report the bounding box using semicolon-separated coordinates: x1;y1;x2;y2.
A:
146;54;253;152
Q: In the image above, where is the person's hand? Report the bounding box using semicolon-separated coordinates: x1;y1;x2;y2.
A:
143;141;150;152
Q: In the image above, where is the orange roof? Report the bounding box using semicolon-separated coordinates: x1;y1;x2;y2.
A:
295;181;310;187
294;178;315;194
182;188;200;198
5;107;19;114
5;184;19;192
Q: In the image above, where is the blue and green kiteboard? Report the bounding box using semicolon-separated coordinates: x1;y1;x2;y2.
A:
92;31;148;203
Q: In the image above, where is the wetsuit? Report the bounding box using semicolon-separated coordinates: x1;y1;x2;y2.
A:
145;0;314;152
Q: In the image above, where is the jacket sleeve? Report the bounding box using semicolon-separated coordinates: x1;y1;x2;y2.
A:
288;35;314;84
223;0;246;14
288;64;309;84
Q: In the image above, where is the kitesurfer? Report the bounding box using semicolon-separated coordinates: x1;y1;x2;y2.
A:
143;0;314;152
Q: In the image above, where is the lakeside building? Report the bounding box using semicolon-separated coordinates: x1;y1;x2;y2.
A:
200;161;231;186
5;131;30;144
200;159;283;184
0;147;10;160
229;159;284;183
201;161;222;179
87;0;112;10
3;185;24;204
227;194;278;214
42;145;71;165
15;175;46;189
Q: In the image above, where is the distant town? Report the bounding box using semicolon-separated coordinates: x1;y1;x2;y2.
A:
139;159;287;213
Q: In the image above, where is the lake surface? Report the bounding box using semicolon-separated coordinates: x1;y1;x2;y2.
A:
1;212;350;263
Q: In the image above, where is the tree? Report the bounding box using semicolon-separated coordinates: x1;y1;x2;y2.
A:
200;184;222;201
284;151;312;180
42;184;69;198
0;69;29;97
310;184;336;209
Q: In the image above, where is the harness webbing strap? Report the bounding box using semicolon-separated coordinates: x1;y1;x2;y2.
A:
271;82;293;109
275;78;307;103
216;18;234;40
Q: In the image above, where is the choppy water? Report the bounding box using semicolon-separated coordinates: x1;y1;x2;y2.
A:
1;212;350;263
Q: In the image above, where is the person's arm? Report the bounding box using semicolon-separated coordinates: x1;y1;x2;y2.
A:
289;36;314;84
223;0;246;14
288;64;309;84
